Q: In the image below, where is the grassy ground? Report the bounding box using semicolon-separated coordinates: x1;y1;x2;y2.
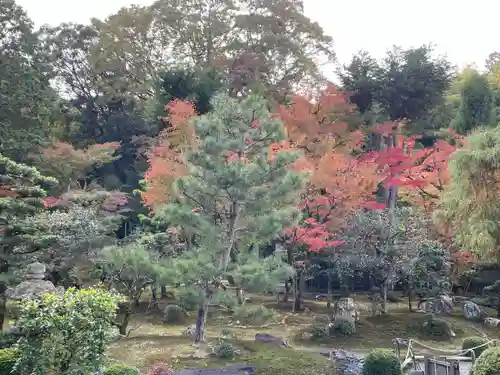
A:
104;292;500;374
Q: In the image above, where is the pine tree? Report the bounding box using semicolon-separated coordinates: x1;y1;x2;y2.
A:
154;94;305;342
0;154;58;329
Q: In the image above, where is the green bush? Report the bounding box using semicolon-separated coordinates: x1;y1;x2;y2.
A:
176;287;203;312
0;333;17;349
470;346;500;375
462;336;489;358
0;348;20;375
309;322;329;339
103;364;140;375
362;349;401;375
212;340;237;359
419;313;452;339
313;314;331;324
330;318;356;336
233;304;276;325
163;304;186;324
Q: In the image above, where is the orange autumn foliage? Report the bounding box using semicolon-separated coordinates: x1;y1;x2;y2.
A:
141;100;197;207
277;85;382;224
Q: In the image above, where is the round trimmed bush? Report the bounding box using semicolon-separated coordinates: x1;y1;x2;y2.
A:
0;348;20;375
163;304;186;324
213;340;237;359
419;313;452;339
103;364;140;375
330;318;356;336
309;322;329;339
470;346;500;375
462;336;489;358
0;333;18;349
362;349;402;375
147;362;173;375
233;304;276;325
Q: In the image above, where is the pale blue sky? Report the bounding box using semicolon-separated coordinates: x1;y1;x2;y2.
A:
17;0;499;76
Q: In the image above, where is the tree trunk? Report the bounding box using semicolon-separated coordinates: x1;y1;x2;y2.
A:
118;307;131;336
327;277;332;309
293;273;304;312
235;288;244;305
381;280;388;314
194;297;209;343
284;279;290;302
151;284;157;301
0;292;5;331
161;285;167;298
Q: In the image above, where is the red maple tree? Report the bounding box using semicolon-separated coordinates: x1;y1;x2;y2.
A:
141;100;197;207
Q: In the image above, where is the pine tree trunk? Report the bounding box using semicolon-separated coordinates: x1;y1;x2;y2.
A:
0;292;5;331
151;285;157;301
161;285;167;298
195;297;209;343
235;288;243;305
119;307;131;336
327;277;332;309
381;280;388;314
293;273;304;311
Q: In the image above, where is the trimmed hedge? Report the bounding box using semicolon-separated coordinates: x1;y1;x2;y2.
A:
362;349;401;375
0;348;20;375
102;364;140;375
462;336;489;358
470;346;500;375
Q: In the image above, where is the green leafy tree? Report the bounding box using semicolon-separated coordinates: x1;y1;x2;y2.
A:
434;127;500;259
0;155;57;330
452;70;492;133
94;243;163;335
154;93;304;342
0;1;57;160
14;287;121;375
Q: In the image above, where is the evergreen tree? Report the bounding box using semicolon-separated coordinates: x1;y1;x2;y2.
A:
154;93;305;342
452;70;493;134
0;154;58;329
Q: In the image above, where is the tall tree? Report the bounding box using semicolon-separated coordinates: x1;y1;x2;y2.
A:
451;69;492;134
0;1;57;160
434;127;500;260
0;154;58;329
152;94;304;341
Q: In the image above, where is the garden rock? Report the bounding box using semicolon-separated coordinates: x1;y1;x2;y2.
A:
463;301;487;322
485;317;500;327
254;333;290;348
328;349;363;375
182;324;196;339
6;262;61;301
421;295;453;314
174;365;255;375
332;297;359;322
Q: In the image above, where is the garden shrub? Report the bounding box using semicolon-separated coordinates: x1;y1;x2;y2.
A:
469;346;500;375
163;304;186;324
0;348;20;375
462;336;489;358
418;313;452;339
309;322;329;339
362;349;401;375
233;304;276;325
313;314;331;324
212;340;237;359
330;318;356;336
147;362;173;375
176;287;203;312
219;327;235;339
103;364;140;375
0;333;17;349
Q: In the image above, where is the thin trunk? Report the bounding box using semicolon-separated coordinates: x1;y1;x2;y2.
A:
284;280;290;302
381;280;388;314
221;201;239;271
327;277;332;309
235;288;243;305
195;295;210;343
291;277;297;313
294;272;304;311
119;307;131;336
151;284;157;301
0;293;5;331
161;285;167;298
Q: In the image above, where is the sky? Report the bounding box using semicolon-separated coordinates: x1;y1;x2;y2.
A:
17;0;500;75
